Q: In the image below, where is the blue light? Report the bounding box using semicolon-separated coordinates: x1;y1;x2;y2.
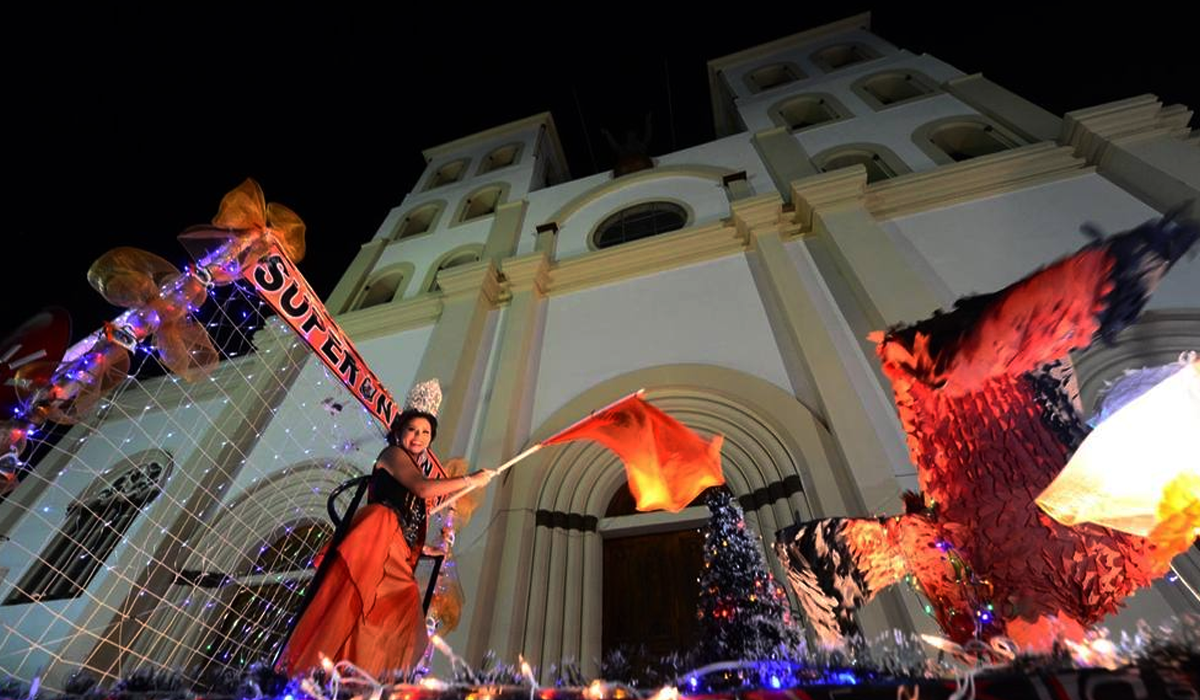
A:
688;677;699;690
830;671;858;686
768;676;781;689
285;695;295;700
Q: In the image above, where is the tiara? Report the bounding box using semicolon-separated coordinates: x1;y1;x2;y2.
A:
404;378;442;417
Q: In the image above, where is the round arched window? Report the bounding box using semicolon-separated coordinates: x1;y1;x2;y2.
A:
593;201;688;249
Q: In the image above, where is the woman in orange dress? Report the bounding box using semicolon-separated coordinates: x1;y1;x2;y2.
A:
280;397;494;677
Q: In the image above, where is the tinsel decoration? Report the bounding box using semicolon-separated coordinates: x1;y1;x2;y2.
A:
6;617;1196;700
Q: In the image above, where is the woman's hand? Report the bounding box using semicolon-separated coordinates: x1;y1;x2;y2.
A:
469;469;497;488
422;543;447;557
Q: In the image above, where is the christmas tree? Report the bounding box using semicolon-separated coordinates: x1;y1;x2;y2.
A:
695;488;801;663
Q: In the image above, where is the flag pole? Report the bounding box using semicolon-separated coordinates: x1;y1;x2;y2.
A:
429;388;646;516
550;387;645;438
430;443;541;515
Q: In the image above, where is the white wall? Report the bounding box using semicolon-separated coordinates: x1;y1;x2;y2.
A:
551;175;732;260
0;391;228;678
784;239;915;484
515;135;770;258
654;132;775;188
881;172;1200;310
532;254;794;430
518;170;611;257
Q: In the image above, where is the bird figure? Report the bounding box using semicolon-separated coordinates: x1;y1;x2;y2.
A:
776;214;1200;650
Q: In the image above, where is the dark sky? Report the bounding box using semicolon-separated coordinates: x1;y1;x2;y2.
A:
6;6;1197;347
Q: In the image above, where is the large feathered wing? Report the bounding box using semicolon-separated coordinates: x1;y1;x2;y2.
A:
864;215;1199;641
775;513;989;644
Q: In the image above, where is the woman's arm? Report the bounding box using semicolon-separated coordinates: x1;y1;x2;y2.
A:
377;446;494;499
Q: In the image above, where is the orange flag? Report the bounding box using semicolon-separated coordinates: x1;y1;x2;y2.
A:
543;394;725;512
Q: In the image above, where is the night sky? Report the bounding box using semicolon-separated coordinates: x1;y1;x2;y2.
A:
6;6;1197;346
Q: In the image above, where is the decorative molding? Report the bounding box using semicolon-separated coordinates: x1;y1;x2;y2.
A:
356;238;389;253
943;73;1062;143
730;192;790;243
544;165;737;226
1071;309;1200;413
790;168;866;231
501;252;551;296
335;295;443;341
861;142;1091;220
422;112;557;162
708;12;871;71
596;506;710;537
1063;95;1194;163
483;200;529;262
547;221;744;296
752;127;819;202
437;259;502;305
535;509;600;533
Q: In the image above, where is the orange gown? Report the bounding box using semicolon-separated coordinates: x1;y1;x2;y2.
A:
281;461;430;676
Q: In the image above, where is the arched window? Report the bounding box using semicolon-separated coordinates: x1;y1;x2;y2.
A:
427;158;469;190
479;143;522;174
459;185;505;222
393;203;442;240
428;248;483;293
811;42;879;72
4;457;168;604
813;144;909;184
592;201;689;249
745;63;804;93
927;121;1019;162
773;94;851;132
200;523;332;669
356;266;410;309
854;70;939;109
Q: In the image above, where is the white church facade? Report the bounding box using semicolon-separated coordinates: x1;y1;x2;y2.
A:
1;12;1198;689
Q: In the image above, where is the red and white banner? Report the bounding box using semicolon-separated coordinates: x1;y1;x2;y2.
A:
242;243;402;430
